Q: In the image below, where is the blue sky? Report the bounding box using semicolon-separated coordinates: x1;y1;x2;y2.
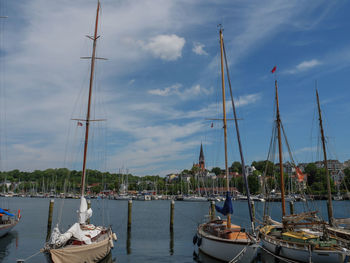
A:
0;0;349;176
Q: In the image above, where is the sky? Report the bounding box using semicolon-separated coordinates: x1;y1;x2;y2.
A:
0;0;349;176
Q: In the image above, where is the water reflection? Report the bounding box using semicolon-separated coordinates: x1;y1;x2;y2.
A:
0;231;17;262
99;252;117;263
126;226;131;255
169;229;174;255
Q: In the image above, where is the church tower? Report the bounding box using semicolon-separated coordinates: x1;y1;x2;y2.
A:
199;143;205;171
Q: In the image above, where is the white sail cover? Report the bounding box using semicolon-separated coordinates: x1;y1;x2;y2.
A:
78;196;92;224
50;223;101;246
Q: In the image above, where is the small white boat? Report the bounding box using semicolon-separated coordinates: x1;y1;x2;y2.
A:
197;220;258;262
183;195;208;202
114;194;131;200
137;195;151;201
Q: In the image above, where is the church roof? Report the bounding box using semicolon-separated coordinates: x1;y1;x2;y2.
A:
199;143;205;162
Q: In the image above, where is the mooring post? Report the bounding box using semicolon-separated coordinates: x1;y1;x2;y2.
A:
210;201;215;220
127;200;132;230
251;201;255;222
87;200;91;224
170;200;174;231
126;224;131;254
289;200;295;215
46;199;54;242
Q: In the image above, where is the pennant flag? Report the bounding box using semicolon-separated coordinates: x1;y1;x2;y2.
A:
295;167;305;182
211;122;214;128
215;191;233;216
77;121;83;127
271;66;277;73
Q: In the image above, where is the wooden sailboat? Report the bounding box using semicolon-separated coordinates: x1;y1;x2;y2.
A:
316;89;350;249
259;78;349;263
195;27;258;263
44;2;117;262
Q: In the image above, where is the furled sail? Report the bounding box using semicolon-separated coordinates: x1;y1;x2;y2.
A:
78;196;92;224
50;223;102;247
215;192;233;216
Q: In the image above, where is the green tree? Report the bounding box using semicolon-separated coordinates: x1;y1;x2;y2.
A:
211;167;222;176
231;162;242;173
305;163;317;186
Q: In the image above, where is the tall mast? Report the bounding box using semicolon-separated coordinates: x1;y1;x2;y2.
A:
316;89;334;226
81;1;100;197
222;39;255;232
219;28;231;228
275;80;286;217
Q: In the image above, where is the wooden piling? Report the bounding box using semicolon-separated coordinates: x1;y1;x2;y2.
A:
87;200;91;224
126;225;131;254
127;200;132;230
251;201;255;222
210;201;215;220
170;200;174;231
46;199;54;242
289;200;295;215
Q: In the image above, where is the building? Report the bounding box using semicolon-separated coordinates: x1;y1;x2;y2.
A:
245;165;256;176
193;143;206;173
199;143;205;171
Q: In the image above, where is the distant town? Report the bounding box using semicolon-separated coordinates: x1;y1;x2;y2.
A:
0;144;349;199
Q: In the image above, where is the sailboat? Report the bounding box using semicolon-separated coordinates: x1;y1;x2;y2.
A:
194;27;258;262
0;208;20;238
44;1;117;262
259;76;349;263
315;89;350;249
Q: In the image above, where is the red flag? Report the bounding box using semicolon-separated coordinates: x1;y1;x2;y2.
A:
271;66;277;73
77;122;83;126
211;123;214;128
295;167;305;182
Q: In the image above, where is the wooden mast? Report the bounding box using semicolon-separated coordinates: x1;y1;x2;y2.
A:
219;27;231;228
275;80;286;217
81;0;100;197
222;40;255;233
316;89;334;226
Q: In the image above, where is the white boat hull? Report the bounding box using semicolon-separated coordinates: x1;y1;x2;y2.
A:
0;220;18;238
261;235;348;263
197;225;258;262
183;196;208;202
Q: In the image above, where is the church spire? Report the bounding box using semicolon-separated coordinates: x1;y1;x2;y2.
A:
199;143;205;171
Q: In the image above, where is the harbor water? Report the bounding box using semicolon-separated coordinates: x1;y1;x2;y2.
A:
0;197;349;263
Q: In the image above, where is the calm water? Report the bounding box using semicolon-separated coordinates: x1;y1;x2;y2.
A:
0;197;349;263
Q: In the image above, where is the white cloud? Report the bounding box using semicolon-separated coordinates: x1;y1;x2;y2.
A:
192;42;208;55
141;34;185;61
236;93;261;107
148;84;213;99
148;83;182;96
285;59;322;74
